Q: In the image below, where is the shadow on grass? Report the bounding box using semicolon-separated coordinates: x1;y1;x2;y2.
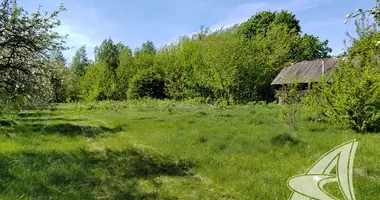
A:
17;112;60;118
0;120;16;126
1;123;124;137
0;148;194;199
271;133;300;146
15;117;84;123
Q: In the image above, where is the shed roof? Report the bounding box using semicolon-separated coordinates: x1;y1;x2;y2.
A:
271;58;342;85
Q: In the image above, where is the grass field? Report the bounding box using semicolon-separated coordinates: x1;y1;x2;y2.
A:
0;100;379;199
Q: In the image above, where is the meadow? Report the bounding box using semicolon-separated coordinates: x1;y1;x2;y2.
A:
0;100;379;199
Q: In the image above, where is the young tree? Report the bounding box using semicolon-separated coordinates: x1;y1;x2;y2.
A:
66;46;90;102
71;45;89;76
140;40;156;55
95;38;121;72
201;30;240;105
305;11;380;133
81;62;116;101
134;41;156;71
116;46;134;100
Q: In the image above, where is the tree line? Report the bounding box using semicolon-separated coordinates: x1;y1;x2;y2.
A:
51;10;331;105
2;0;380;133
0;1;333;107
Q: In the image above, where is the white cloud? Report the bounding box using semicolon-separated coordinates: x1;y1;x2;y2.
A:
56;0;335;60
54;4;120;63
55;23;100;63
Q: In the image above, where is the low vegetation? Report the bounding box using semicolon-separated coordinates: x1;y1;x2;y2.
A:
0;101;379;199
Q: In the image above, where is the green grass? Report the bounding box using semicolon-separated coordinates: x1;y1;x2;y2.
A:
0;100;380;199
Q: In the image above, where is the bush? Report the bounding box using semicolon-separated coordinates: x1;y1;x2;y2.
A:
127;69;167;99
305;53;380;132
80;62;117;102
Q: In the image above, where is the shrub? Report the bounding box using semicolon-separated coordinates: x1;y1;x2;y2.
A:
80;62;117;102
305;53;380;132
127;69;167;99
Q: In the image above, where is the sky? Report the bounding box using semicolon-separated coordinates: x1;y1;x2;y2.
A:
18;0;376;62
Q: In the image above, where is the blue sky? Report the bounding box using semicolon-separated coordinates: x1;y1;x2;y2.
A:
19;0;376;62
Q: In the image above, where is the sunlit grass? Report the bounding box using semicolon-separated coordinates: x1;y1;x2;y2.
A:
0;100;379;199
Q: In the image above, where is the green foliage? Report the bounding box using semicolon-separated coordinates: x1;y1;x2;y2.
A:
279;82;302;130
232;24;298;103
115;46;134;100
54;10;331;104
66;46;90;102
2;1;333;106
71;45;90;76
201;30;239;105
305;13;380;133
140;40;157;55
95;39;123;71
293;34;332;61
134;42;156;71
237;10;300;38
49;61;69;103
307;55;380;133
127;68;167;99
65;69;82;102
80;62;116;101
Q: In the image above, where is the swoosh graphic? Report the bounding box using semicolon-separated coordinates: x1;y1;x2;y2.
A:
288;174;338;200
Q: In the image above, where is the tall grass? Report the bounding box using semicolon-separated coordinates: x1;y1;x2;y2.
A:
0;101;379;199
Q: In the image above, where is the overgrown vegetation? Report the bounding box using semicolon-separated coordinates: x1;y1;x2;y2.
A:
1;0;380;199
38;9;332;105
0;102;378;199
304;8;380;133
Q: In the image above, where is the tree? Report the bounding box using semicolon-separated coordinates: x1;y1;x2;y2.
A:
345;1;380;24
293;34;332;61
49;60;69;103
345;1;380;48
50;50;66;66
134;42;156;71
140;40;156;55
0;0;66;106
306;51;380;132
305;13;380;133
127;68;166;99
232;24;298;102
237;10;330;62
201;30;240;105
80;62;116;101
237;10;300;39
116;46;134;100
65;46;90;102
95;38;121;72
71;45;89;76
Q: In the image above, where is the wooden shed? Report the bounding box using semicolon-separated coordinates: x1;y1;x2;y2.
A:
271;58;342;103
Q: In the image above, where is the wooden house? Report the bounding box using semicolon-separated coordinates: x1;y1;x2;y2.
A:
271;58;343;104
